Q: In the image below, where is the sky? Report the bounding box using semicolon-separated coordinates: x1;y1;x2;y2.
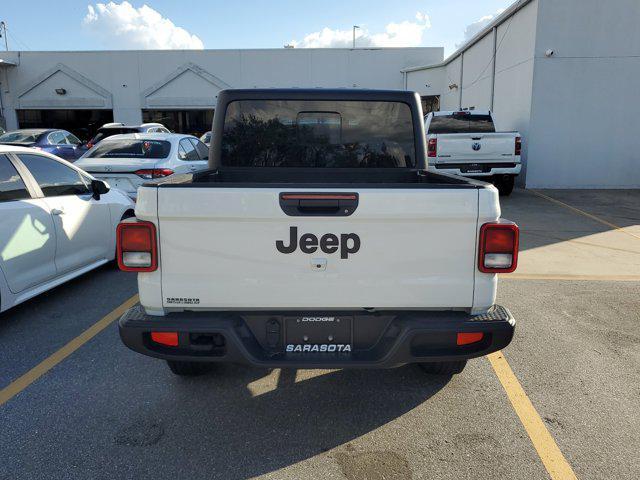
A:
1;0;515;57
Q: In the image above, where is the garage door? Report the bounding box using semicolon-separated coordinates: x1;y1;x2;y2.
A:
17;110;114;142
142;109;213;137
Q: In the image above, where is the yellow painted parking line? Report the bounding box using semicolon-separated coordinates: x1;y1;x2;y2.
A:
530;190;640;241
488;351;578;480
503;273;640;282
0;294;139;407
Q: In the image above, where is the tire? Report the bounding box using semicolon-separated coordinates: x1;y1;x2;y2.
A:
418;360;467;375
495;176;515;196
166;360;212;376
121;210;135;221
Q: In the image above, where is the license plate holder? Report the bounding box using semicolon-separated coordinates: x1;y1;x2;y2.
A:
285;316;352;353
461;164;483;173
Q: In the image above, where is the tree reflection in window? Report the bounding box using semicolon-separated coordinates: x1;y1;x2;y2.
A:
221;100;415;168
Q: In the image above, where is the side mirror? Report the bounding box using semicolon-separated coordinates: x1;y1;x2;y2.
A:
91;179;110;200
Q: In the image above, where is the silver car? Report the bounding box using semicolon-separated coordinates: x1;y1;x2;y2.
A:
75;133;209;200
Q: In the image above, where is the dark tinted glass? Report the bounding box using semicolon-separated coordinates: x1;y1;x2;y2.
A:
18;154;90;197
189;138;209;159
90;127;140;144
0;130;45;143
428;114;496;134
88;139;171;159
65;132;81;145
0;154;30;202
221;100;416;168
178;139;199;160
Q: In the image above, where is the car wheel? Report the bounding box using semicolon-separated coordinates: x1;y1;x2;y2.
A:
166;360;212;376
418;360;467;375
121;210;135;221
495;176;515;196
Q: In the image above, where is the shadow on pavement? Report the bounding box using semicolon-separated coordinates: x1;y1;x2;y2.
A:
115;364;451;480
500;189;640;252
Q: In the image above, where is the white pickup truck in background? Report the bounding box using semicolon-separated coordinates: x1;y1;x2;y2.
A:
424;111;521;196
117;89;518;378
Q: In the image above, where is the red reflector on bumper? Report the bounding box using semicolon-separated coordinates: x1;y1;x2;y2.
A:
457;332;484;345
151;332;179;347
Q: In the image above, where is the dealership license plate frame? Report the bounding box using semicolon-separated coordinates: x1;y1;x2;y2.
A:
285;315;353;353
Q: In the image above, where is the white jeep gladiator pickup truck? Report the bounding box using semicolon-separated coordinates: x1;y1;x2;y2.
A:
118;89;518;377
424;110;521;196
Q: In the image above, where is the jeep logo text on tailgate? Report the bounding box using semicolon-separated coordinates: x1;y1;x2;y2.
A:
276;226;360;259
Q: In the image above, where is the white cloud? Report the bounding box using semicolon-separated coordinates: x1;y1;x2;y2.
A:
457;9;506;48
290;12;431;48
83;2;204;50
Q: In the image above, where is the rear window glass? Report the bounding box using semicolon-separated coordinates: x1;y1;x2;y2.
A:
427;114;495;134
221;100;416;168
0;130;44;143
87;139;171;159
90;128;139;144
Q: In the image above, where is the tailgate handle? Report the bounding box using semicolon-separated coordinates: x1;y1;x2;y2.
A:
279;193;359;216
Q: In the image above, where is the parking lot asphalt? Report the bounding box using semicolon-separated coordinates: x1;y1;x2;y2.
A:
1;189;639;480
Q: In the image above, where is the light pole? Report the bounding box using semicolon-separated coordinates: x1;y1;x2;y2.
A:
352;25;360;49
0;22;8;51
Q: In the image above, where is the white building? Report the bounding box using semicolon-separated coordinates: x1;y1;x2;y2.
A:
0;47;442;140
404;0;640;188
0;0;638;188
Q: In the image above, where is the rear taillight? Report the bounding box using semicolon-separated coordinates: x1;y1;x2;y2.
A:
134;169;174;179
427;138;437;158
515;137;521;156
478;222;519;273
116;221;157;272
457;332;484;345
151;332;179;347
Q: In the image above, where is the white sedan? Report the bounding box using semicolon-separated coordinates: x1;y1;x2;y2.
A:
75;133;210;200
0;145;134;313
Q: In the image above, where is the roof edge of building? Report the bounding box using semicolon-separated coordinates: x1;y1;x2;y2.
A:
1;46;444;55
401;0;534;73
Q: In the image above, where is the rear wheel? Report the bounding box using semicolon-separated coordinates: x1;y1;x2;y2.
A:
166;360;212;376
418;360;467;375
121;210;135;221
495;176;515;196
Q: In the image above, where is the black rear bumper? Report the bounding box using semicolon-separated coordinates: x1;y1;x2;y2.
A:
118;306;515;369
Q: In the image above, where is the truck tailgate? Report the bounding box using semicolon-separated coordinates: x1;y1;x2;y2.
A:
435;133;516;162
156;187;479;310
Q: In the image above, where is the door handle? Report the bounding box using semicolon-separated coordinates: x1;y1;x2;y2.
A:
51;208;64;216
279;193;359;217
